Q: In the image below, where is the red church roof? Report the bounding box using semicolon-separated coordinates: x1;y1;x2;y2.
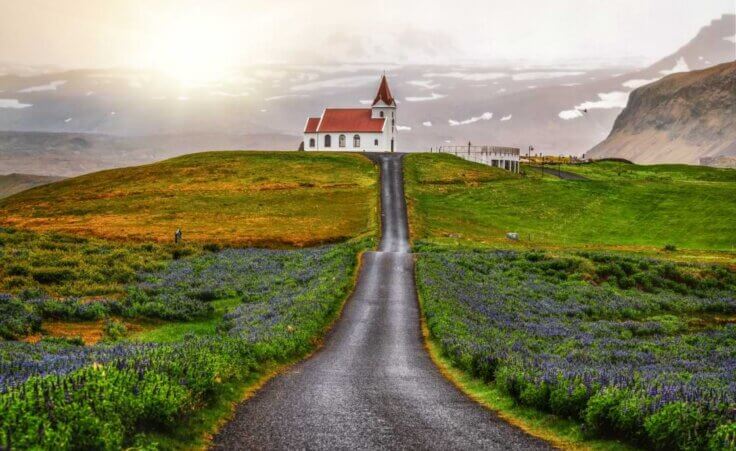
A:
307;108;385;133
372;75;395;106
304;117;320;133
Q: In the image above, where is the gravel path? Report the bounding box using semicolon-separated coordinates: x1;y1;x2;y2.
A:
211;153;552;450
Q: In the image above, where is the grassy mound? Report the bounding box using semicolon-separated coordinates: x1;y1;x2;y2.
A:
405;154;736;252
0;151;378;247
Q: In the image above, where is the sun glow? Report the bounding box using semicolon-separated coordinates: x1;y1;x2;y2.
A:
147;13;238;85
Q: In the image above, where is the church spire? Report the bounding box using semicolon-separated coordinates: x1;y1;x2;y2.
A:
372;75;396;107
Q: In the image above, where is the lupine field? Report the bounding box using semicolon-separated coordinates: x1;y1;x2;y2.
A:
416;244;736;450
0;224;370;448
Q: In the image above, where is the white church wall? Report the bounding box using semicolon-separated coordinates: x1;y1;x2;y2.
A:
306;132;386;151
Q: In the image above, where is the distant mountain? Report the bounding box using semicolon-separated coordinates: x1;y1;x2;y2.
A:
0;131;300;176
588;62;736;165
0;173;64;198
0;14;733;171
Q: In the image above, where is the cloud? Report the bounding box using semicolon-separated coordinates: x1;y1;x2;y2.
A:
291;75;376;92
724;34;736;43
18;80;66;93
558;91;629;120
64;117;72;123
0;99;33;108
511;71;584;81
422;121;432;127
425;72;507;81
559;109;583;120
407;80;439;89
622;78;659;89
405;92;446;102
659;56;689;75
265;94;310;101
449;112;492;126
396;125;412;131
212;91;250;97
500;114;512;121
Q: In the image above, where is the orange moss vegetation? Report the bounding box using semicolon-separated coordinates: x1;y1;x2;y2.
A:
0;151;378;247
24;319;149;345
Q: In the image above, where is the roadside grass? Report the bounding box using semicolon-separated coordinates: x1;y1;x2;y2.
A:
0;151;378;247
404;153;736;254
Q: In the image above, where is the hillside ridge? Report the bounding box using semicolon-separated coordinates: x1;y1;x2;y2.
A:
588;61;736;165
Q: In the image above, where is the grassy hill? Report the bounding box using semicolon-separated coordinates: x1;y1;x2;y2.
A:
550;160;736;182
405;153;736;253
0;173;64;198
0;151;378;247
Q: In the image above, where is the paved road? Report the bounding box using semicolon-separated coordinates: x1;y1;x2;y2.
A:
212;153;551;450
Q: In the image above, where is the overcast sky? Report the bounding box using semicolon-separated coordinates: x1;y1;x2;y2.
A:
1;0;734;69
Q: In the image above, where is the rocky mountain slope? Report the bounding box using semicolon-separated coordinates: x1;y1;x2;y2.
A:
588;62;736;165
0;173;64;198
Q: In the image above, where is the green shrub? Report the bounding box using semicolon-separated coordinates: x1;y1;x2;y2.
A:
611;392;650;442
495;366;523;398
203;243;221;253
519;379;550;410
0;296;41;339
549;379;591;418
644;402;709;450
708;422;736;450
104;319;127;341
583;387;625;436
39;335;85;346
6;264;30;276
172;248;193;260
31;267;75;284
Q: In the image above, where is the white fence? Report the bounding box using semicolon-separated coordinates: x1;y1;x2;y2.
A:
432;145;521;173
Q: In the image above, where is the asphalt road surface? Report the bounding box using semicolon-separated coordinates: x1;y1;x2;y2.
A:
212;153;551;450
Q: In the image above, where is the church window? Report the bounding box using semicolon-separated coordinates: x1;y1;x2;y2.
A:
353;135;361;147
339;134;346;147
309;138;315;148
374;139;379;146
324;135;331;147
380;111;384;118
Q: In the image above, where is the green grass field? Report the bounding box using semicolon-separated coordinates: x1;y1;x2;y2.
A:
0;151;378;247
405;153;736;255
550;160;736;182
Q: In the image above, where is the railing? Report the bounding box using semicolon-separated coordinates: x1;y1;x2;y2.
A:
433;145;520;157
432;145;521;172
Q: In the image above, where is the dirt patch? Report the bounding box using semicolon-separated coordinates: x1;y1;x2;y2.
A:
23;318;150;345
688;313;736;331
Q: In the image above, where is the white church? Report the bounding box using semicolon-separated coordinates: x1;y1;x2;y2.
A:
303;75;397;152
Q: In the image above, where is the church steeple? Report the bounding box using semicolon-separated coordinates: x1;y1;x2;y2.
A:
372;75;396;107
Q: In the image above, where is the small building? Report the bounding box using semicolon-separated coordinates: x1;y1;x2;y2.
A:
303;75;397;152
